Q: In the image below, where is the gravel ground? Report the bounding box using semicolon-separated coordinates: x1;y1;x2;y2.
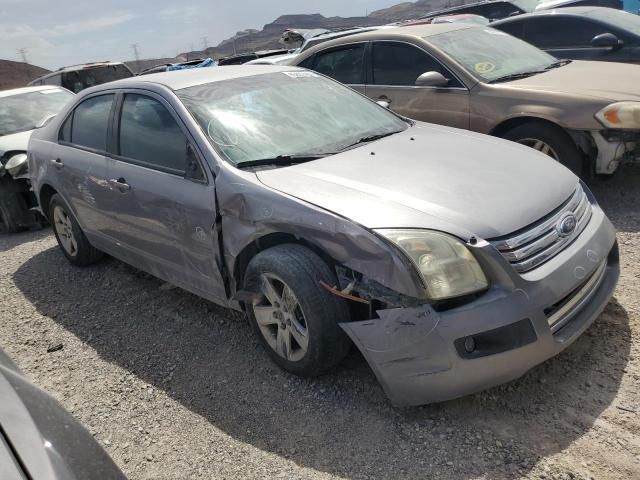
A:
1;167;640;480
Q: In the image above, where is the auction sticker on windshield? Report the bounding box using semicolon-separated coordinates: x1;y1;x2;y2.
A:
474;62;495;75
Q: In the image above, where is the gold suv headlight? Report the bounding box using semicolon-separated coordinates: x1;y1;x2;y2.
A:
595;102;640;129
376;229;488;301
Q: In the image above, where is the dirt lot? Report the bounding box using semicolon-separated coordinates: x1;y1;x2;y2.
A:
1;168;639;480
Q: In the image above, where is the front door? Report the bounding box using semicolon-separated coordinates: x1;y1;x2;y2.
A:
106;92;226;302
365;41;470;129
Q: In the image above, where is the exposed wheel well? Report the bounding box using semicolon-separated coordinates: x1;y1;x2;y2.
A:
233;233;338;293
490;116;595;173
38;184;58;221
490;116;562;138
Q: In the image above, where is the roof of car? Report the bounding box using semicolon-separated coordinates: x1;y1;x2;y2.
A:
90;65;305;91
55;61;126;72
303;23;474;46
0;85;69;98
493;6;612;22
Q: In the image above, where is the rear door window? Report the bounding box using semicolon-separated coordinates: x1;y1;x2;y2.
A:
118;94;188;174
312;44;365;84
371;42;462;87
525;17;609;48
70;94;114;152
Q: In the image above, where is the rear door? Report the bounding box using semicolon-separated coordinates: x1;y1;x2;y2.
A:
52;93;117;239
365;41;470;129
106;91;226;302
523;16;632;62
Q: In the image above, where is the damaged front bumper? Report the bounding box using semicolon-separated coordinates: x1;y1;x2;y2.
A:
591;130;640;175
340;207;619;407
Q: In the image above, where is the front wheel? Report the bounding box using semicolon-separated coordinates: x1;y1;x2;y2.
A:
243;244;351;377
49;194;103;266
502;122;586;177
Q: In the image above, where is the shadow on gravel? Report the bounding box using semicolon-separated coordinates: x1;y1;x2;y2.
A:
0;227;50;253
13;246;631;479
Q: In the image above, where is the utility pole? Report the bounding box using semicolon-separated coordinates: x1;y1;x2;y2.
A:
201;36;208;52
17;48;30;78
130;43;140;72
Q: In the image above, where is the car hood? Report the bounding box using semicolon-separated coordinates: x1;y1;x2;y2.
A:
504;61;640;102
0;130;32;158
0;349;125;480
256;123;578;240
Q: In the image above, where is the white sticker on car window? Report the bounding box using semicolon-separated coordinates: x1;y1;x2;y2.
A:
282;71;319;78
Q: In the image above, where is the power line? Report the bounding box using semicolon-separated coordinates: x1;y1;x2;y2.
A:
17;48;30;78
130;43;140;71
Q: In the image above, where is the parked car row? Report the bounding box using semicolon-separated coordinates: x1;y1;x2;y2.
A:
289;20;640;177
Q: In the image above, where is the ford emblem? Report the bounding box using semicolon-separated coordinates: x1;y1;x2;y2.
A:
557;213;577;237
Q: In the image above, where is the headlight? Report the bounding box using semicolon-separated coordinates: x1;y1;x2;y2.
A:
376;229;488;300
595;102;640;129
5;153;28;176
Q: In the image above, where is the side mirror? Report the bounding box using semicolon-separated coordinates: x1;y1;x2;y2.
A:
591;33;622;49
415;71;450;88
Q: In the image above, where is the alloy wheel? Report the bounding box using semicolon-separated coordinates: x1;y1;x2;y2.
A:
53;206;78;257
252;273;309;362
517;138;559;161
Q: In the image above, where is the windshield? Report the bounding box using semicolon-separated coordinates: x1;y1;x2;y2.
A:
60;64;133;93
0;89;73;137
429;27;556;82
177;71;408;166
583;8;640;35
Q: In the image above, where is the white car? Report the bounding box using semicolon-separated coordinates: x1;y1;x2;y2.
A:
0;86;73;232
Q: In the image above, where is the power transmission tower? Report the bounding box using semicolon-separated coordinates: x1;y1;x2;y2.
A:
131;43;140;72
18;48;30;78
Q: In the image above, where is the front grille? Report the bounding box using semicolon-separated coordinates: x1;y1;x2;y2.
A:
490;185;592;273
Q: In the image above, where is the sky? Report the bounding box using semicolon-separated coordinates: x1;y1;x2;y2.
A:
0;0;403;70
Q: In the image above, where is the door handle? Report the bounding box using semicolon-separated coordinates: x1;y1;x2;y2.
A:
109;178;131;193
50;158;64;170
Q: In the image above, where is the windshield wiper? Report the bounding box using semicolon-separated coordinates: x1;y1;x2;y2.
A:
337;130;403;152
545;59;572;70
236;153;331;169
489;70;546;84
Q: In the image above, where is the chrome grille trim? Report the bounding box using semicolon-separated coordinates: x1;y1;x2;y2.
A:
490;185;593;273
547;260;607;333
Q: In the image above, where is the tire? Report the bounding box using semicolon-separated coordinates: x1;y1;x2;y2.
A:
243;244;352;377
0;192;27;234
49;194;103;266
502;121;586;177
